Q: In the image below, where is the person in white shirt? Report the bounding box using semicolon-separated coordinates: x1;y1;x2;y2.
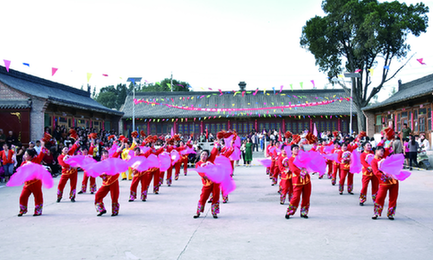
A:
420;134;430;151
34;140;42;155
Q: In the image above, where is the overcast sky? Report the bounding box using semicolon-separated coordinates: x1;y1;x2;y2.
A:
1;0;432;101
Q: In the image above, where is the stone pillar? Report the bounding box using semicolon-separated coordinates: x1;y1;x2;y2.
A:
30;97;49;142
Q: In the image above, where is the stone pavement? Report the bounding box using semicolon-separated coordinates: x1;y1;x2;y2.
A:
0;163;432;260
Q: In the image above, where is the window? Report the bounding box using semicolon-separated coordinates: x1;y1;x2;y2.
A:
276;123;281;132
304;121;309;131
265;123;269;131
216;123;221;132
320;121;325;133
210;124;216;134
157;123;162;134
44;114;51;127
270;123;275;130
259;123;264;132
298;122;303;134
190;124;194;134
286;122;291;132
420;108;427;115
249;122;254;132
332;121;337;131
428;108;431;131
232;123;237;132
221;123;226;131
243;123;248;134
150;124;156;134
342;120;348;133
420;117;425;132
194;124;200;133
178;123;183;134
414;109;418;120
401;112;407;118
397;113;401;121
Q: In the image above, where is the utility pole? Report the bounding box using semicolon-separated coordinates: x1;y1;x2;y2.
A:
170;72;173;92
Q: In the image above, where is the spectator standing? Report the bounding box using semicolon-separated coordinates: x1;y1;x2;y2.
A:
0;129;5;151
6;131;17;146
407;135;419;170
400;123;412;140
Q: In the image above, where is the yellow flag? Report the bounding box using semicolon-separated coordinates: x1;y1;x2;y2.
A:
368;68;374;76
87;73;92;82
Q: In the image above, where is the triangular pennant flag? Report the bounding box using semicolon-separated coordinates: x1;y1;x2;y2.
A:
290;84;293;91
311;80;315;89
167;83;171;90
52;67;58;76
3;60;11;72
355;69;361;73
368;68;374;76
417;58;426;65
23;63;30;67
87;73;92;82
102;74;108;77
300;82;303;89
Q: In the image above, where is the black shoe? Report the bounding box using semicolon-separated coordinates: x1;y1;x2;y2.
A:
213;215;218;219
122;178;127;180
280;202;284;205
301;215;308;219
142;199;146;202
71;198;75;202
409;167;412;171
285;214;290;219
111;213;118;217
97;210;107;216
56;198;61;203
154;191;159;194
348;192;354;195
339;192;343;195
359;202;364;206
17;213;23;217
193;214;200;219
33;213;41;217
90;192;94;194
388;216;394;220
207;200;212;203
372;214;378;220
78;191;84;194
223;201;227;204
128;199;134;202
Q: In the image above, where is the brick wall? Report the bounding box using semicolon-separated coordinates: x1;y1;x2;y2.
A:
0;81;28;100
363;110;376;137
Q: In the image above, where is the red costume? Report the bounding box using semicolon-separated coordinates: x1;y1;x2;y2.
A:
79;145;96;194
337;144;358;194
331;147;341;185
277;155;293;204
371;155;399;218
18;150;46;216
286;155;311;218
174;145;187;180
194;148;219;217
57;143;79;202
359;150;378;204
95;151;121;216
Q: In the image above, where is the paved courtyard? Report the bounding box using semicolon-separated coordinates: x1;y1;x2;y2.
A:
0;160;432;260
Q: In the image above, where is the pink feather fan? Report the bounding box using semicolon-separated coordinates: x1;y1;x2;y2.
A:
7;162;53;189
379;154;411;181
81;158;130;178
196;156;236;196
350;150;362;173
294;150;326;177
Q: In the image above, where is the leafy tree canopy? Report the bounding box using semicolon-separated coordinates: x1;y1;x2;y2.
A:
300;0;429;131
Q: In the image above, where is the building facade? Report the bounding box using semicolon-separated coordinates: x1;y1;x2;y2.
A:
0;66;123;144
120;88;357;138
362;73;433;143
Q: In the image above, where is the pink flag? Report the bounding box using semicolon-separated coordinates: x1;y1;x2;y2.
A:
417;58;426;65
171;127;174;137
3;59;11;72
311;80;315;88
355;69;362;73
52;67;58;76
102;74;108;77
313;123;318;137
279;85;283;92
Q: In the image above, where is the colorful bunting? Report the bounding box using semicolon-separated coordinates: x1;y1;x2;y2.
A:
417;58;426;65
87;73;92;82
52;67;58;76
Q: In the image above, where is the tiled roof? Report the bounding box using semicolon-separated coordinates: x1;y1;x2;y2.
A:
0;66;123;116
0;100;31;109
121;89;354;118
363;73;433;111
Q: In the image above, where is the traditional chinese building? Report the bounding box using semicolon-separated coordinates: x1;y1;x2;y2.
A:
0;65;123;144
363;73;433;143
120;86;357;138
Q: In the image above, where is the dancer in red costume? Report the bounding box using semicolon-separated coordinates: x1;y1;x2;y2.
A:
174;140;191;180
277;145;293;204
330;141;341;186
218;139;235;203
285;144;311;219
371;146;399;220
94;144;123;216
337;142;358;195
78;143;96;194
57;141;80;202
164;138;175;186
265;140;274;176
140;136;164;197
193;148;219;219
17;142;47;216
359;142;378;205
270;141;281;186
129;146;147;202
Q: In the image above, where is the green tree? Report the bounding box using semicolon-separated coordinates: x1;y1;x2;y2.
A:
138;78;190;93
300;0;428;131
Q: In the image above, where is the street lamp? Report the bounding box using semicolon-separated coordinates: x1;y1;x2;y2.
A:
127;77;142;132
344;72;361;136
